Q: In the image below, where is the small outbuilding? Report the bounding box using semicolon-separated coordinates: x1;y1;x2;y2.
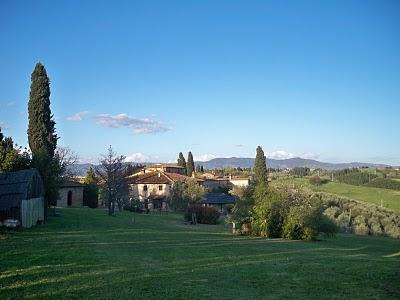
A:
58;180;84;207
199;193;238;211
0;169;45;228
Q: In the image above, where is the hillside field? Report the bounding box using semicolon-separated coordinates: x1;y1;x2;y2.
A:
0;208;399;299
272;177;400;212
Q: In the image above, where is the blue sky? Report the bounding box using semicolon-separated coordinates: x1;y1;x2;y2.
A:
0;0;399;165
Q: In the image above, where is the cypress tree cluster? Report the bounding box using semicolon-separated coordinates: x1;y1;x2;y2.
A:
177;152;187;175
186;151;195;177
254;146;268;185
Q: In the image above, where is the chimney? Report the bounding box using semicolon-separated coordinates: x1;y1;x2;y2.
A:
158;172;161;178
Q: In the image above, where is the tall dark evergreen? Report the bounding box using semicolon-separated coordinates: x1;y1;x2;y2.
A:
28;63;58;157
254;146;268;185
177;152;187;175
186;152;195;177
28;63;60;218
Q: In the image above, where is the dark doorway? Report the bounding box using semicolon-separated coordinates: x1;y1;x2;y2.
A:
67;191;73;207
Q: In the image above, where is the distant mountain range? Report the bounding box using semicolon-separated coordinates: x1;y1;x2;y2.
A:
195;157;389;170
68;157;390;176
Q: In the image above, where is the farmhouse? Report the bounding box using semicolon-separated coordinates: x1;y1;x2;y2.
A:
0;169;45;228
58;180;84;207
127;171;189;210
138;164;186;175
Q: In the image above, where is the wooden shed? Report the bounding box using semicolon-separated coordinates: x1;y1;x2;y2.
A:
0;169;45;228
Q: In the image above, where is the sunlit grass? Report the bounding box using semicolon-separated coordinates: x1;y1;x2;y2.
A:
0;208;399;299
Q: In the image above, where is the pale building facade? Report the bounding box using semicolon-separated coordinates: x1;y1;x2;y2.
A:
58;180;84;207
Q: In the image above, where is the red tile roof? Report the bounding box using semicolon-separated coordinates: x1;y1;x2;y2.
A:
127;172;190;184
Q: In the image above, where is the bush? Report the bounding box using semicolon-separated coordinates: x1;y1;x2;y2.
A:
184;205;220;225
309;176;329;186
282;200;336;241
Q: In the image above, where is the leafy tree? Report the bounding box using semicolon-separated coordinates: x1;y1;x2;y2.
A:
177;152;187;175
169;179;206;210
169;181;186;210
254;146;268;185
183;178;206;204
0;128;30;172
186;151;195;177
83;168;99;208
95;146;128;215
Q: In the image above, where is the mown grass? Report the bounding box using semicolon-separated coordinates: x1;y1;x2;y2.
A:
273;177;400;212
0;208;399;299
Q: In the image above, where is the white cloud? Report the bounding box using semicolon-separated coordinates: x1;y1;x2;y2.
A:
0;121;10;129
194;154;217;162
267;150;295;160
95;113;170;134
0;101;15;108
66;111;89;121
125;153;149;163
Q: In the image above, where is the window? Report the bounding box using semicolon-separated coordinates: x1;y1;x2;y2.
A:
143;185;148;192
158;185;163;191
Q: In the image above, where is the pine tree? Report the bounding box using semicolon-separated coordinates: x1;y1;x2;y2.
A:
186;152;195;177
177;152;187;175
254;146;268;185
200;165;204;172
28;63;58;157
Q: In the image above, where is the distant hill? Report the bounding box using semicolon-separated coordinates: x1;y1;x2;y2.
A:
68;157;389;176
194;157;389;170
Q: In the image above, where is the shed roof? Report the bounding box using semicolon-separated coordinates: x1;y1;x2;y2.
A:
199;193;238;205
0;169;44;210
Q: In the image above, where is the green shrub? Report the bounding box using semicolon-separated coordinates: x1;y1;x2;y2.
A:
309;176;329;186
184;205;220;225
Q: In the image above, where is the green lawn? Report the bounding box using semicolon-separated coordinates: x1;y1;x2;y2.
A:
273;177;400;212
1;208;399;299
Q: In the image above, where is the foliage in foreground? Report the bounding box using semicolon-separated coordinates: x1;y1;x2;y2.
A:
231;185;337;240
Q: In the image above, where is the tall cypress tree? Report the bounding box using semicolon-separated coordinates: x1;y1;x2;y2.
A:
186;151;195;177
28;63;58;157
254;146;268;185
28;63;60;218
177;152;187;175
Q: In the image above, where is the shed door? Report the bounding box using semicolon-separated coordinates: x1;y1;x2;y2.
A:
67;191;73;206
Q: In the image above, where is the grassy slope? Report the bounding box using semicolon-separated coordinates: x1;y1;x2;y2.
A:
273;177;400;212
0;208;399;299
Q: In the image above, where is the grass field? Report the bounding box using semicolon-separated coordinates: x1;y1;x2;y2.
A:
272;177;400;212
1;209;399;299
